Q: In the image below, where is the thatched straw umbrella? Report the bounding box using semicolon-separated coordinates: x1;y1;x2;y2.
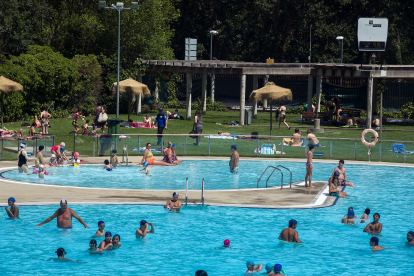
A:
249;82;292;136
111;78;151;121
0;76;24;128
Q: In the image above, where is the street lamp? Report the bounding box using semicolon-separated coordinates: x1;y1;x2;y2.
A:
99;1;139;119
336;36;344;64
210;30;218;60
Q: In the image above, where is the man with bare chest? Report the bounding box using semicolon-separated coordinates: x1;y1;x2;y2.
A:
278;219;303;243
36;199;89;229
363;213;382;234
164;192;182;211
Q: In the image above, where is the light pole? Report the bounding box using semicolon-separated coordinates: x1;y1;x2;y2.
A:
336;36;344;86
99;1;138;119
210;30;218;60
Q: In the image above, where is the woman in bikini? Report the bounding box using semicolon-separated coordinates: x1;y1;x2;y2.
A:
40;106;51;134
143;114;152;128
72;110;84;133
35;145;49;168
332;97;342;123
139;142;175;166
277;102;290;130
305;145;315;188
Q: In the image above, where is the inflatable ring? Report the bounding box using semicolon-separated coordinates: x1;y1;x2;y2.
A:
361;129;378;147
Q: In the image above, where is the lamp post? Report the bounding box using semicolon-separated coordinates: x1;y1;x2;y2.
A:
210;30;218;60
336;36;344;86
99;1;138;119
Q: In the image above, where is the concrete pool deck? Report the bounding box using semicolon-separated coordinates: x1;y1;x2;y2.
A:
1;157;412;209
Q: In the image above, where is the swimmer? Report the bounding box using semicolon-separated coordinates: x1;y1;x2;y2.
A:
49;154;58;167
27;164;52;178
164;192;182;211
305;145;315;188
370;237;385;251
135;220;154;238
103;160;112;171
110;150;119;168
245;260;263;274
5;197;19;218
17;143;30;174
331;160;355;187
72;152;81;166
95;221;105;236
363;213;382;234
195;271;208;276
341;210;355;224
329;174;347;198
273;264;285;276
112;234;122;248
407;231;414;245
265;263;274;275
99;231;113;250
88;239;103;252
224;239;230;247
229;145;239;173
346;207;357;218
171;144;183;164
278;219;303;243
55;248;72;261
36;199;89;228
138;161;150;175
361;208;370;222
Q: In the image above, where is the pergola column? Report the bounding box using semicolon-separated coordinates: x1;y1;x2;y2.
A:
252;75;258;119
307;75;313;124
202;73;207;114
240;74;246;125
366;76;374;129
263;75;269;108
210;74;215;103
186;73;192;120
136;75;142;115
316;74;322;112
154;78;159;102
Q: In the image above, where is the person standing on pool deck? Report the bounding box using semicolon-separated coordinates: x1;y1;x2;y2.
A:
155;107;168;146
17;143;30;174
164;192;182;211
194;109;203;146
305;145;315;188
406;231;414;245
363;213;382;234
279;219;303;243
369;237;385;251
36;199;89;229
136;220;155;238
229;145;239;173
5;197;19;218
331;160;355;187
95;221;106;236
245;260;263;274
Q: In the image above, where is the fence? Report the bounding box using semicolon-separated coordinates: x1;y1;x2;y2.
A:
66;133;414;164
0;135;56;161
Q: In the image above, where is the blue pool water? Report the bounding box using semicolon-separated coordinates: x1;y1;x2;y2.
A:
3;160;414;190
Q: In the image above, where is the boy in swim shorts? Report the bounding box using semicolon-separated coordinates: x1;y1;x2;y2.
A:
138;161;150;175
5;197;19;218
229;145;239;173
95;221;105;236
103;160;112;171
110;150;119;168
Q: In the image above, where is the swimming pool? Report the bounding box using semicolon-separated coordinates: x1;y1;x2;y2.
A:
3;160;414;190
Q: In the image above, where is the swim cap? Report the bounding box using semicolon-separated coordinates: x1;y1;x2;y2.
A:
173;192;179;196
274;264;282;272
60;147;65;152
408;231;414;237
265;263;273;272
105;231;112;237
113;234;120;240
51;154;56;158
370;237;379;245
56;248;66;256
172;144;176;148
60;142;65;147
231;145;237;150
347;210;355;217
112;150;117;153
289;219;297;227
98;221;104;226
143;161;149;167
224;239;230;247
334;171;340;177
246;260;254;267
20;143;26;148
74;152;79;157
140;220;148;226
60;199;67;204
8;197;15;202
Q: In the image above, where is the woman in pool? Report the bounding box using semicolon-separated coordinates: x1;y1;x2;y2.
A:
95;221;105;236
17;143;29;174
139;142;175;166
103;160;112;171
328;174;347;198
99;232;113;250
35;145;48;168
88;239;103;253
360;208;370;223
112;234;122;248
305;145;315;188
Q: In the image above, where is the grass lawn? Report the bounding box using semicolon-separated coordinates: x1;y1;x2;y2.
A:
2;109;414;163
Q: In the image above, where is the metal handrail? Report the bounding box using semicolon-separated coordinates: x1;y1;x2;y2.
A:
257;166;283;188
276;165;292;189
266;167;283;189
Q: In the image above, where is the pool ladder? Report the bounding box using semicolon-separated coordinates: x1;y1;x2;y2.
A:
185;178;205;207
257;165;292;189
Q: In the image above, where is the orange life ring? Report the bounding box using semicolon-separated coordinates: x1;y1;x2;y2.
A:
361;129;378;147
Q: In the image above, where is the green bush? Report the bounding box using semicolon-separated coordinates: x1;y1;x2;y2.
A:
192;97;227;111
3;91;26;122
401;102;414;119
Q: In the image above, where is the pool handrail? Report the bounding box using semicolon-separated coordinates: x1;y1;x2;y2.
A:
185;178;188;206
265;167;283;189
257;166;283;188
276;165;292;189
201;178;205;206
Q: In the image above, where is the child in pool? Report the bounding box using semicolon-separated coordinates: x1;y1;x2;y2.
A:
110;150;119;168
345;207;357;218
27;164;52;178
95;221;105;236
72;152;81;166
360;208;370;223
103;160;112;171
88;239;103;253
112;234;122;248
138;161;150;176
49;154;58;167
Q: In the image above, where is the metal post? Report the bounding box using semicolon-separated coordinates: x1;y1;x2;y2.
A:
93;136;95;157
240;74;246;125
186;73;192;120
354;141;357;160
330;140;332;159
138;136;140;156
33;138;36;157
52;136;55;149
184;136;187;156
211;74;215;103
73;132;76;155
17;138;20;152
201;178;205;206
232;137;235;145
122;143;125;163
208;136;210;155
126;144;128;166
379;92;383;161
256;139;259;157
1;139;3;161
404;147;406;163
366;76;374;129
202;73;207;115
116;9;121;119
161;136;163;153
253;75;258;119
210;33;213;60
185;178;188;206
280;138;283;157
340;39;343;64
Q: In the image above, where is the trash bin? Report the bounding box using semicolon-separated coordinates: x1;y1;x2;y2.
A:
107;118;121;135
245;109;252;125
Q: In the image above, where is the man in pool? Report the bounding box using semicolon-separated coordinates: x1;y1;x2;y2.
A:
341;210;355;224
5;197;19;218
331;160;355;187
363;213;382;234
229;145;239;173
136;220;155;238
55;248;72;261
36;199;89;229
278;219;303;243
164;192;182;211
369;237;385;251
407;231;414;245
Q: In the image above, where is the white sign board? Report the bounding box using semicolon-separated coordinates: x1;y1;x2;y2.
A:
357;18;388;51
185;38;197;60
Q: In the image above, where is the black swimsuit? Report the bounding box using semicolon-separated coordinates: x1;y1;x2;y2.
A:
18;151;26;167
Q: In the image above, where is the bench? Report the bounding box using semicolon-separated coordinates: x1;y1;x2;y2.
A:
301;112;334;124
341;109;361;118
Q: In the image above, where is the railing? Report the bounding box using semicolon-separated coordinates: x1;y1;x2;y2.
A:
257;166;282;188
0;135;56;161
276;165;292;189
266;166;283;189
